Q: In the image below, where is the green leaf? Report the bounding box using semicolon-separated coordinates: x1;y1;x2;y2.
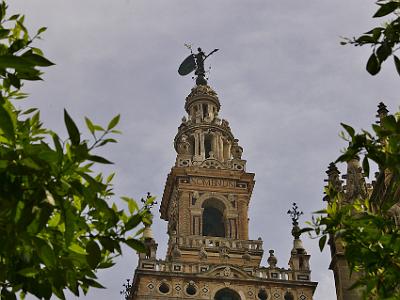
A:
64;109;80;145
128;199;139;214
362;156;370;178
107;114;120;130
83;279;105;289
125;214;143;231
382;115;397;131
124;238;146;253
373;1;399;17
0;55;35;71
85;117;95;134
394;55;400;77
376;44;392;63
0;103;15;142
20;158;41;170
21;53;54;67
356;35;376;44
18;267;39;277
98;237;115;252
366;53;380;75
0;29;10;39
38;243;56;268
52;132;63;156
340;123;355;137
88;155;113;164
22;107;38;115
31;47;44;56
319;235;327;251
37;27;47;34
9;14;20;21
68;243;87;255
86;241;101;269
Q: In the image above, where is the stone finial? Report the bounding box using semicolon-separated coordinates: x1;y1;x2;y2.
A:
267;250;278;268
326;162;340;178
324;163;343;201
345;157;367;200
231;139;243;159
287;203;306;255
376;102;389;123
142;223;154;240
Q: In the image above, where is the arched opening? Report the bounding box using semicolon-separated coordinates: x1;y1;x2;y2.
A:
202;199;225;237
189;135;195;156
204;134;213;158
284;291;294;300
215;288;241;300
202;103;208;119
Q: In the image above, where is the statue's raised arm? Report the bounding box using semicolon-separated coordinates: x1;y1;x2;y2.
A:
178;46;219;86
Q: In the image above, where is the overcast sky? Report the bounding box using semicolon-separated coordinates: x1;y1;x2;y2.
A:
9;1;400;299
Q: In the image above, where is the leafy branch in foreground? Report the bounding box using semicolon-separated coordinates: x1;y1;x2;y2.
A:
306;104;400;299
0;2;151;299
342;0;400;77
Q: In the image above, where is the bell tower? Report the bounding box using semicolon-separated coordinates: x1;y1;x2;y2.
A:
160;83;262;269
128;50;318;300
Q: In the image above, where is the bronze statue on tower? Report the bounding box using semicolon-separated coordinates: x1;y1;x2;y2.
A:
178;46;218;85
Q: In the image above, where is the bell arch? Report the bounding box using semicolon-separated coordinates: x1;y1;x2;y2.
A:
191;193;239;239
202;198;226;237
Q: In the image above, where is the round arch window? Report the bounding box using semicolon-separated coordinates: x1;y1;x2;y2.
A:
214;288;241;300
185;283;197;296
158;282;170;294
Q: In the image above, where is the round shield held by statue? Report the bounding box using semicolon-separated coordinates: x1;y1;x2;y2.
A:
178;54;196;76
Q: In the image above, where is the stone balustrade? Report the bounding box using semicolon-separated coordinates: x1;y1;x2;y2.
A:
138;258;310;281
175;235;263;251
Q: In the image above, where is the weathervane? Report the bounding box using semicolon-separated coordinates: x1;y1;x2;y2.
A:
178;44;219;86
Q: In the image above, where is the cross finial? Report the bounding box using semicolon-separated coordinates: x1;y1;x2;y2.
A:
141;192;157;211
287;202;303;226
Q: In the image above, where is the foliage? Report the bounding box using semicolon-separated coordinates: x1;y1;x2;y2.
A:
342;0;400;77
0;2;153;299
308;111;400;299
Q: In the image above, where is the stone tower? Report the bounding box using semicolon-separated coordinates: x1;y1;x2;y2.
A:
129;74;318;299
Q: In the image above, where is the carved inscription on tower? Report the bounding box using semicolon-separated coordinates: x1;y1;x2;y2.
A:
190;176;236;188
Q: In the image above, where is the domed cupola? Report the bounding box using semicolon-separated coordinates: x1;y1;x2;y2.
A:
174;84;246;172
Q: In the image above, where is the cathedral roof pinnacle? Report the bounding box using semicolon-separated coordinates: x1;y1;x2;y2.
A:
287;203;307;255
377;101;389;120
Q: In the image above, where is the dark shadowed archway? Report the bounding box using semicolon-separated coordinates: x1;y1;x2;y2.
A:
202;199;225;237
214;288;241;300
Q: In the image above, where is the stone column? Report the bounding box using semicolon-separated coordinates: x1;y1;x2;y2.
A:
193;130;202;161
211;133;217;158
200;131;205;160
218;134;224;161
